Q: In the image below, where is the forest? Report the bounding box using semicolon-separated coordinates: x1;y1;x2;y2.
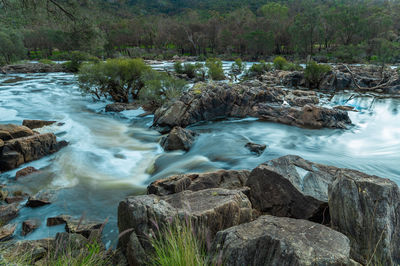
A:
0;0;400;64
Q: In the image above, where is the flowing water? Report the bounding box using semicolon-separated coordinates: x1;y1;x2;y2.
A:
0;63;400;247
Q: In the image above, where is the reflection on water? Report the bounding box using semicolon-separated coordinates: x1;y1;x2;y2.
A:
0;70;399;246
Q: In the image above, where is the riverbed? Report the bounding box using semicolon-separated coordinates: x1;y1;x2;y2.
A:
0;65;399;247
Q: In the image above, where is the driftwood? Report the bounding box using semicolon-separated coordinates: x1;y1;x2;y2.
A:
342;64;397;92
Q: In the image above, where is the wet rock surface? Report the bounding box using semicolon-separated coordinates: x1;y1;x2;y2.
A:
105;102;141;112
0;203;19;224
212;215;353;266
0;223;17;241
147;170;250;196
245;142;266;155
15;166;39;179
153;83;351;133
21;220;40;236
0;63;65;74
160;126;198;151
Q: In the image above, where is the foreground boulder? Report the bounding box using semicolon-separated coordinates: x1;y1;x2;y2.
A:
160;126;198;151
329;170;400;265
212;215;354;266
246;155;346;223
147;170;250;196
153;84;351;133
22;120;56;130
0;133;66;172
0;223;17;241
118;188;253;265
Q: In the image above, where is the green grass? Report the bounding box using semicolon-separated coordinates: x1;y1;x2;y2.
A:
149;218;208;266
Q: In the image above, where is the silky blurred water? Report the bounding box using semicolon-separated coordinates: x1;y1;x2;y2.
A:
0;65;399;246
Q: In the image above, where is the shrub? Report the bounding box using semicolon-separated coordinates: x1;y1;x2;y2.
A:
78;58;151;102
231;58;245;75
245;60;272;78
283;62;303;71
206;58;225;80
62;51;99;72
174;62;201;79
39;59;55;65
149;218;208;266
139;70;187;107
273;56;288;70
304;61;332;89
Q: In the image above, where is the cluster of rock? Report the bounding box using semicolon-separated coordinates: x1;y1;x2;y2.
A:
0;121;67;172
117;155;400;265
153;83;352;133
0;63;65;74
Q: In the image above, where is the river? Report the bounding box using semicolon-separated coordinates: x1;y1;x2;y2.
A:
0;63;399;247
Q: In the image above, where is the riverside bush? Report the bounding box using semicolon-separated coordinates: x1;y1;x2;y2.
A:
78;58;150;102
206;58;225;80
273;56;288;70
245;60;272;78
174;62;201;79
304;61;331;89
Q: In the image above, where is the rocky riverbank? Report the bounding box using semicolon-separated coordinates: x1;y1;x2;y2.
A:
118;155;400;265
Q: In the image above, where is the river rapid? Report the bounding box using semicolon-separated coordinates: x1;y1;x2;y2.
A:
0;63;400;247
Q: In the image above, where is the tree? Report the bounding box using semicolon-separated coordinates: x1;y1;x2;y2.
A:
0;30;25;65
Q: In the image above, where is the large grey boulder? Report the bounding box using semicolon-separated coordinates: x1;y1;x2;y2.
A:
329;170;400;265
160;126;198;151
212;215;354;266
118;188;253;265
246;155;340;223
147;170;250;196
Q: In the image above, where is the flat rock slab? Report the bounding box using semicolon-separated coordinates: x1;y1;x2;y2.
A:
0;124;34;141
118;188;253;264
147;170;250;196
22;120;56;129
47;215;103;239
212;215;353;266
329;169;400;265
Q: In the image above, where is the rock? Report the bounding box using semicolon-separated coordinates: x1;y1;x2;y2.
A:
47;215;103;238
246;155;347;223
118;188;253;261
22;120;56;129
0;189;8;201
245;142;266;155
54;232;88;251
15;166;39;179
0;223;17;241
281;71;305;87
212;215;353;266
5;196;24;204
160;126;198;151
153;84;351;133
147;170;251;196
0;203;19;224
105;102;141;112
0;133;66;172
0;63;65;74
21;219;40;236
334;105;358;112
26;191;53;207
0;124;34;141
285;89;319;107
328;169;400;265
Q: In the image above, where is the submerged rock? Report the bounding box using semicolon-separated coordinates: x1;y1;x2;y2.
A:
21;219;40;236
147;170;250;196
22;120;56;129
15;166;39;179
212;215;354;266
118;188;253;264
153;84;351;133
160;126;198;151
329;170;400;265
245;142;266;155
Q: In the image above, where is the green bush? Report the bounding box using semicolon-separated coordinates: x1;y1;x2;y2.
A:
273;56;288;70
206;58;225;80
149;218;208;266
139;70;187;107
283;62;303;71
304;61;331;89
245;60;272;77
39;59;55;65
174;62;201;79
78;58;150;102
62;51;99;72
